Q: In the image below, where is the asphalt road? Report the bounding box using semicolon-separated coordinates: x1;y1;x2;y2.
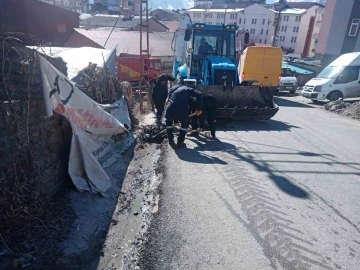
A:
142;97;360;270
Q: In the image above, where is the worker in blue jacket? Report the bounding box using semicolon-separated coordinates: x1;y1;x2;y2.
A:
165;82;203;146
189;94;217;138
151;74;175;121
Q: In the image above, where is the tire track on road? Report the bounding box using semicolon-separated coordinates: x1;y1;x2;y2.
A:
200;136;337;270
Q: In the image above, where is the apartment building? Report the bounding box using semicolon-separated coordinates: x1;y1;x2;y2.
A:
188;4;278;46
294;4;324;57
193;0;266;7
187;2;325;52
39;0;85;13
317;0;360;67
273;8;305;51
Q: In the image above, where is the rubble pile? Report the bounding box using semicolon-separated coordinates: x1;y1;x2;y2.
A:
324;99;360;120
73;63;138;124
139;125;166;144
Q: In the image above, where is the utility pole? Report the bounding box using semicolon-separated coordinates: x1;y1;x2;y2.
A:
272;0;288;47
223;4;227;25
139;0;150;113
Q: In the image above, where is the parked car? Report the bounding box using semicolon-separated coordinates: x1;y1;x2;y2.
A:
302;52;360;102
278;68;298;95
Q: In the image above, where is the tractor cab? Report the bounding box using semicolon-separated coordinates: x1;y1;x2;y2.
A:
183;23;238;85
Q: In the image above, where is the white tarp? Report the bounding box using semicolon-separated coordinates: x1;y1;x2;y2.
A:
38;54;131;196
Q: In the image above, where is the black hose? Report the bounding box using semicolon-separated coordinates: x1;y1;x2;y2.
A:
171;13;193;52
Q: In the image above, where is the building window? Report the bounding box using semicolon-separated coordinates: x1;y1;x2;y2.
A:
244;18;246;24
291;37;294;43
77;0;82;7
208;22;212;25
64;0;69;6
252;19;257;24
221;14;225;19
266;29;268;35
261;29;263;35
239;18;242;24
230;14;236;19
57;24;67;33
260;39;262;43
55;0;60;4
285;26;287;32
262;19;265;25
294;37;297;43
217;14;221;19
349;18;360;37
265;39;267;44
250;29;255;34
281;26;284;31
282;36;285;42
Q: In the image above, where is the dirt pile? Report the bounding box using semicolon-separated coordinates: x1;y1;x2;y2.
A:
324;99;360;120
138;125;167;144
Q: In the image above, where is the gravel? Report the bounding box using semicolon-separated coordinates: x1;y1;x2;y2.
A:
324;99;360;120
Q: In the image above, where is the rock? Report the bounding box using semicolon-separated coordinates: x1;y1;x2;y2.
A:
133;211;139;216
324;99;349;111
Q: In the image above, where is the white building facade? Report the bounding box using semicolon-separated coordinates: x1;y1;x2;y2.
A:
188;4;276;45
186;3;325;54
238;4;276;45
295;5;324;57
273;8;305;51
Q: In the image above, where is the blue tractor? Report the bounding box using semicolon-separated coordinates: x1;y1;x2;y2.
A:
175;23;240;88
172;15;278;120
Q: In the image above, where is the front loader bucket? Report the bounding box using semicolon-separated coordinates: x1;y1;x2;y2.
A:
196;85;279;120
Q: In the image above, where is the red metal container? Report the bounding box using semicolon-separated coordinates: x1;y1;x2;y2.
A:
116;56;163;82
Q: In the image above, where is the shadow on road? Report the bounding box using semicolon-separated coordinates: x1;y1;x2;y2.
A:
173;143;227;165
274;97;315;108
220;119;300;132
188;136;310;199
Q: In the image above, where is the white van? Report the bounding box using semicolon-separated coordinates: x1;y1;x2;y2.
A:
302;52;360;102
278;68;298;95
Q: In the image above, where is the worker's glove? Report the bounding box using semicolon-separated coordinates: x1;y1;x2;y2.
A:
195;110;202;116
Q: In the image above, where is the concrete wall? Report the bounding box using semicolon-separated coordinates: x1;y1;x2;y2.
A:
316;0;353;56
308;7;324;57
295;6;318;56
